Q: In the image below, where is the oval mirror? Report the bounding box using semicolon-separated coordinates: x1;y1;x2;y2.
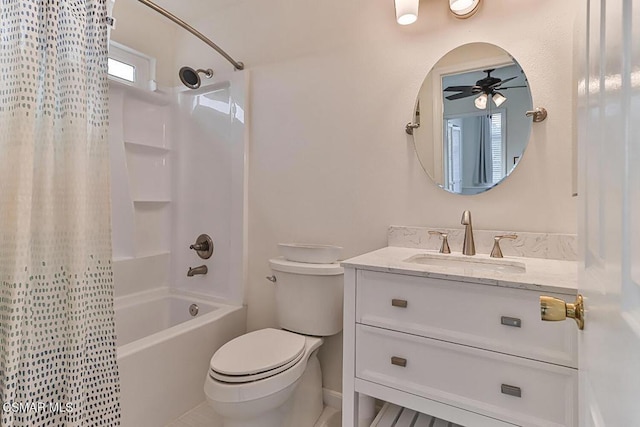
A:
411;43;533;195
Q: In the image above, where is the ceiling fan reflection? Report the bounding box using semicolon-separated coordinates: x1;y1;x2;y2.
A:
443;69;527;109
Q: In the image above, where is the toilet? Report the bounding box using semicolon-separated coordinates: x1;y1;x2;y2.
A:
204;257;344;427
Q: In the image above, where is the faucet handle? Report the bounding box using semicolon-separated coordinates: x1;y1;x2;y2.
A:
429;231;451;254
190;234;214;259
490;234;518;258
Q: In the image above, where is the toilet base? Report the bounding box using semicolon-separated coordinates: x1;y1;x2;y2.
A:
209;351;324;427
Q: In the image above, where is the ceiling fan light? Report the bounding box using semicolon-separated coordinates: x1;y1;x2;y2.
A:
474;93;488;109
395;0;419;25
493;92;507;107
449;0;481;18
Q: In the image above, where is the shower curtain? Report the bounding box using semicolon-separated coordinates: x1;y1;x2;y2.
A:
0;1;121;426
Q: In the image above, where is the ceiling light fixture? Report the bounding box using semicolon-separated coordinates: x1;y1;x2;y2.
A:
474;93;488;110
492;92;507;107
395;0;419;25
449;0;482;19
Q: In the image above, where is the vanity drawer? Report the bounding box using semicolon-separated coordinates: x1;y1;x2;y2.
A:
356;270;577;367
356;324;577;427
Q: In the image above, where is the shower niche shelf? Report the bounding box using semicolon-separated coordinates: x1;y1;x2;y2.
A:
125;146;171;203
110;82;173;264
133;196;171;258
123;96;171;149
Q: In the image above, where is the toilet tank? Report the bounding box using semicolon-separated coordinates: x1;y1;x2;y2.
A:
269;258;344;336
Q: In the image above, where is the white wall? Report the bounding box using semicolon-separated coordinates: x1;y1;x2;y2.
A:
121;0;579;394
111;0;179;87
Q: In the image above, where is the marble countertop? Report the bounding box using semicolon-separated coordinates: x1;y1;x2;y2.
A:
341;246;578;295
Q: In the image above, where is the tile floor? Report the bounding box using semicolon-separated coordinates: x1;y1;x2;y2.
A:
166;402;341;427
166;402;222;427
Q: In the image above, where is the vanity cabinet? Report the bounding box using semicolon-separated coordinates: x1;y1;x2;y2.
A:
343;267;579;427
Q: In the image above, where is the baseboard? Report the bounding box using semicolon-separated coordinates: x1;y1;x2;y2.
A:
323;388;342;410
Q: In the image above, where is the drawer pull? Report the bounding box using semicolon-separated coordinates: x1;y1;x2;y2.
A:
501;384;522;398
391;299;408;308
391;356;407;367
501;316;522;328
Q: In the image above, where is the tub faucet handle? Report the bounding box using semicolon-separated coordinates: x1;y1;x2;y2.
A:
190;242;207;251
190;234;214;259
428;231;451;254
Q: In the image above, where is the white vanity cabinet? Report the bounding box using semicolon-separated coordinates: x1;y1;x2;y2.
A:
342;250;579;427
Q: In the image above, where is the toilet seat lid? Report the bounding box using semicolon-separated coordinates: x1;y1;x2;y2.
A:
210;328;306;376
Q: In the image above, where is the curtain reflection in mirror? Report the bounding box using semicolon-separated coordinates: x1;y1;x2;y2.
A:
474;115;492;185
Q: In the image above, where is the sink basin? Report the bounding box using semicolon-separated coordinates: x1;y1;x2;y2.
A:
404;253;526;274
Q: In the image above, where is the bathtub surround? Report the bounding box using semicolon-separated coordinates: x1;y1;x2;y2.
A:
112;253;171;298
108;83;173;266
171;75;248;305
107;59;248;424
0;2;121;426
108;72;248;304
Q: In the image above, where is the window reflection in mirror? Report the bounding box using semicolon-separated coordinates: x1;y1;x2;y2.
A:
411;43;533;195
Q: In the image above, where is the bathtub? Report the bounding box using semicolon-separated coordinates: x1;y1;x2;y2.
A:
115;287;246;427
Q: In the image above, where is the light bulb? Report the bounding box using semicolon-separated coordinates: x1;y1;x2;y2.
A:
450;0;474;12
474;93;488;109
395;0;419;25
493;92;507;107
449;0;481;18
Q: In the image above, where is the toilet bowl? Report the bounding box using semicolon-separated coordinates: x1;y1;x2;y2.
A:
205;329;324;427
204;257;344;427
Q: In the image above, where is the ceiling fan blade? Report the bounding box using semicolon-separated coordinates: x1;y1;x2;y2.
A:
499;86;528;90
445;92;476;100
491;76;517;88
443;85;475;92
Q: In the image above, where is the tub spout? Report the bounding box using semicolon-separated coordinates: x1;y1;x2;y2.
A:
187;265;208;277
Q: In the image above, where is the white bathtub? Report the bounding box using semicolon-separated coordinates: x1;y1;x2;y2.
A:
115;287;246;427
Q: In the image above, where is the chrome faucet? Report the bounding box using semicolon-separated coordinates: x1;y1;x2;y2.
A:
187;265;208;277
461;210;476;256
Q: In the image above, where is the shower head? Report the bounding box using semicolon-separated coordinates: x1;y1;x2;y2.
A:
179;66;214;89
